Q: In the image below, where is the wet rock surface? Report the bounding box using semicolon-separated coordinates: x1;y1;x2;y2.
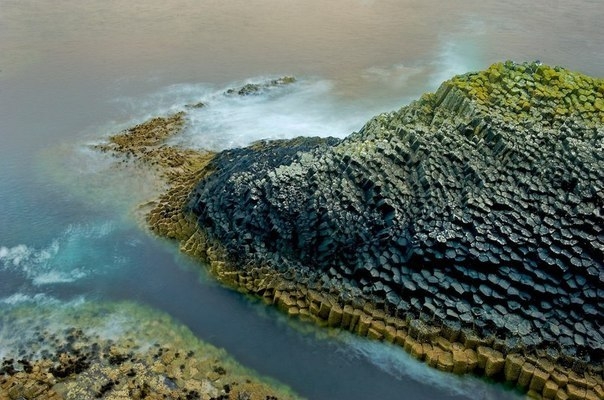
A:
183;63;603;395
224;76;296;97
0;302;299;400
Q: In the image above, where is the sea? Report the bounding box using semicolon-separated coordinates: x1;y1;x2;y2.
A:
1;1;602;399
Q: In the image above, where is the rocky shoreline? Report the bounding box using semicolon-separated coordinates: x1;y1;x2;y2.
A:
0;301;300;400
95;63;602;400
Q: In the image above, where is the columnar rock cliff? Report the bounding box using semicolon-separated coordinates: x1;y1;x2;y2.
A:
101;62;604;399
188;62;602;364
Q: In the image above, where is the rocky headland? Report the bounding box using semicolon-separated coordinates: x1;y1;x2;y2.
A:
96;63;603;400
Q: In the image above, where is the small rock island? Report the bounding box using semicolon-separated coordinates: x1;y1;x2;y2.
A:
99;62;603;400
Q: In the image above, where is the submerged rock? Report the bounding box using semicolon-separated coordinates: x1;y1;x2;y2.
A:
225;76;297;96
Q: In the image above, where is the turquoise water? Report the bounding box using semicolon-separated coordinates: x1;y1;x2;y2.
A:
1;1;602;398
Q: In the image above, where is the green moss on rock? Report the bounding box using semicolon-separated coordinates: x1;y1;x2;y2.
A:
448;61;604;126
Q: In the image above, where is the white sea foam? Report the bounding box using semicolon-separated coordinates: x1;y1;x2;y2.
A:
0;221;118;286
32;269;88;285
118;36;491;154
110;76;396;152
342;334;520;399
0;242;57;273
0;292;61;306
180;78;381;151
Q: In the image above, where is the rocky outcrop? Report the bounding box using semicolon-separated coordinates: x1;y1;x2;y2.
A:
224;76;296;96
0;302;300;400
182;63;603;398
97;64;603;399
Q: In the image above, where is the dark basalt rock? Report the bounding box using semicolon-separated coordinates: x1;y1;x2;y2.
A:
224;76;297;96
187;62;604;369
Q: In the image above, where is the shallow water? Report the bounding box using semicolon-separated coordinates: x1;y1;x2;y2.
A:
1;1;602;398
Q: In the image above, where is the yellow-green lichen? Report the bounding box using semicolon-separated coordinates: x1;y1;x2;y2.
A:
448;62;604;126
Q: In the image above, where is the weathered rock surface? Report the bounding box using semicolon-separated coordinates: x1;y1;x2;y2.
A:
0;302;299;400
186;62;603;381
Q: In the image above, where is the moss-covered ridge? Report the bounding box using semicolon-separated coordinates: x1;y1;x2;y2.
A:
445;61;604;126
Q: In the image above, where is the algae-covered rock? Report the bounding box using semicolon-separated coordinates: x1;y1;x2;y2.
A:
184;62;603;386
0;301;300;400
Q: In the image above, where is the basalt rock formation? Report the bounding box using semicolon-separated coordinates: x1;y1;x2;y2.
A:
101;63;604;399
184;62;603;397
